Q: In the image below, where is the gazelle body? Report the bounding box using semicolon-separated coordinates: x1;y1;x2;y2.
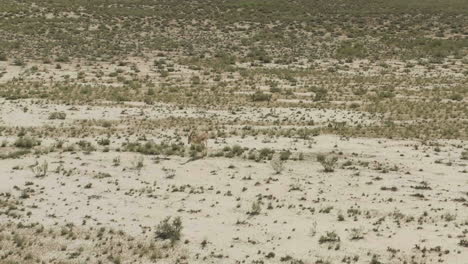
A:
187;129;209;156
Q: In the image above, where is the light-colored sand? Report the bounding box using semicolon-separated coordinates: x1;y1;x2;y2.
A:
0;99;466;264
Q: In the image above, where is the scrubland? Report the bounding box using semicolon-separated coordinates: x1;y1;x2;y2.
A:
0;1;467;263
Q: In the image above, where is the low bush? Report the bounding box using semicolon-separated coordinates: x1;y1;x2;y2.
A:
48;112;67;120
14;137;40;149
317;154;338;172
155;216;183;244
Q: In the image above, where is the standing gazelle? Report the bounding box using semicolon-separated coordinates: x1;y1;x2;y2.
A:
187;128;209;157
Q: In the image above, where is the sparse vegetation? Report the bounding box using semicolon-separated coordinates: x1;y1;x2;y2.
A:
270;155;284;174
48;111;66;120
0;0;466;263
31;160;48;177
249;201;262;216
317;154;338;172
14;137;40;149
155;216;183;244
319;231;341;244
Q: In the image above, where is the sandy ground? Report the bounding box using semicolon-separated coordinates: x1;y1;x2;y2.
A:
0;99;466;264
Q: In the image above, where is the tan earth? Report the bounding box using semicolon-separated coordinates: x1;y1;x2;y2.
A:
0;98;466;264
0;1;467;263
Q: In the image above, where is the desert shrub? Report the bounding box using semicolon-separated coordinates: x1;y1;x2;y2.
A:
0;149;30;159
77;140;96;152
13;234;25;247
258;148;275;160
13;58;25;66
97;138;110;146
459;239;468;248
279;150;291;160
231;144;244;156
124;141;185;156
381;186;398;191
251;91;272;102
248;201;262;216
349;228;364;240
320;206;333;214
298;152;304;160
189;143;205;158
132;156;144;171
155;216;183;244
370;255;383;264
31;160;48;177
270;155;284;174
449;94;463;101
377;91;396;99
98;120;113;128
270;87;281;93
95;172;112;179
442;213;456;222
221;144;245;158
56;56;69;62
337;214;345;221
14;137;40;149
247;47;271;63
113;156;121;166
319;231;340;244
461;151;468;160
317;154;338;172
48;112;67;120
353;88;367;96
310;86;328;101
391;38;468;59
336;41;366;59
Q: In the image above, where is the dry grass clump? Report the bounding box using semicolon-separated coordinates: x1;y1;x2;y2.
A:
124;141;186;156
30;160;48;178
13;136;40;149
317;154;338;172
0;1;466;263
0;221;183;264
48;111;66;120
270;155;285;174
155;216;183;244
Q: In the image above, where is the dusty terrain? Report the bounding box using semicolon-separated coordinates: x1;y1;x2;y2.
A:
0;1;467;264
1;98;466;264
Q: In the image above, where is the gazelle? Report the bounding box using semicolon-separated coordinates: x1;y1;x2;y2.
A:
187;128;209;157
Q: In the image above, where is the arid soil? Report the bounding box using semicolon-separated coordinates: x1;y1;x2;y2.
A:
0;1;467;263
1;98;467;264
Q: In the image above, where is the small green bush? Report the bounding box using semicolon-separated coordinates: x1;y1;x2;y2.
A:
251;91;272;102
155;216;183;244
318;231;340;244
48;112;67;120
248;201;262;216
317;154;338;172
31;160;48;178
14;137;40;149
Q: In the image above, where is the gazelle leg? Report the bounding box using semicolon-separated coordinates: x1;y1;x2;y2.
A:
204;141;208;157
